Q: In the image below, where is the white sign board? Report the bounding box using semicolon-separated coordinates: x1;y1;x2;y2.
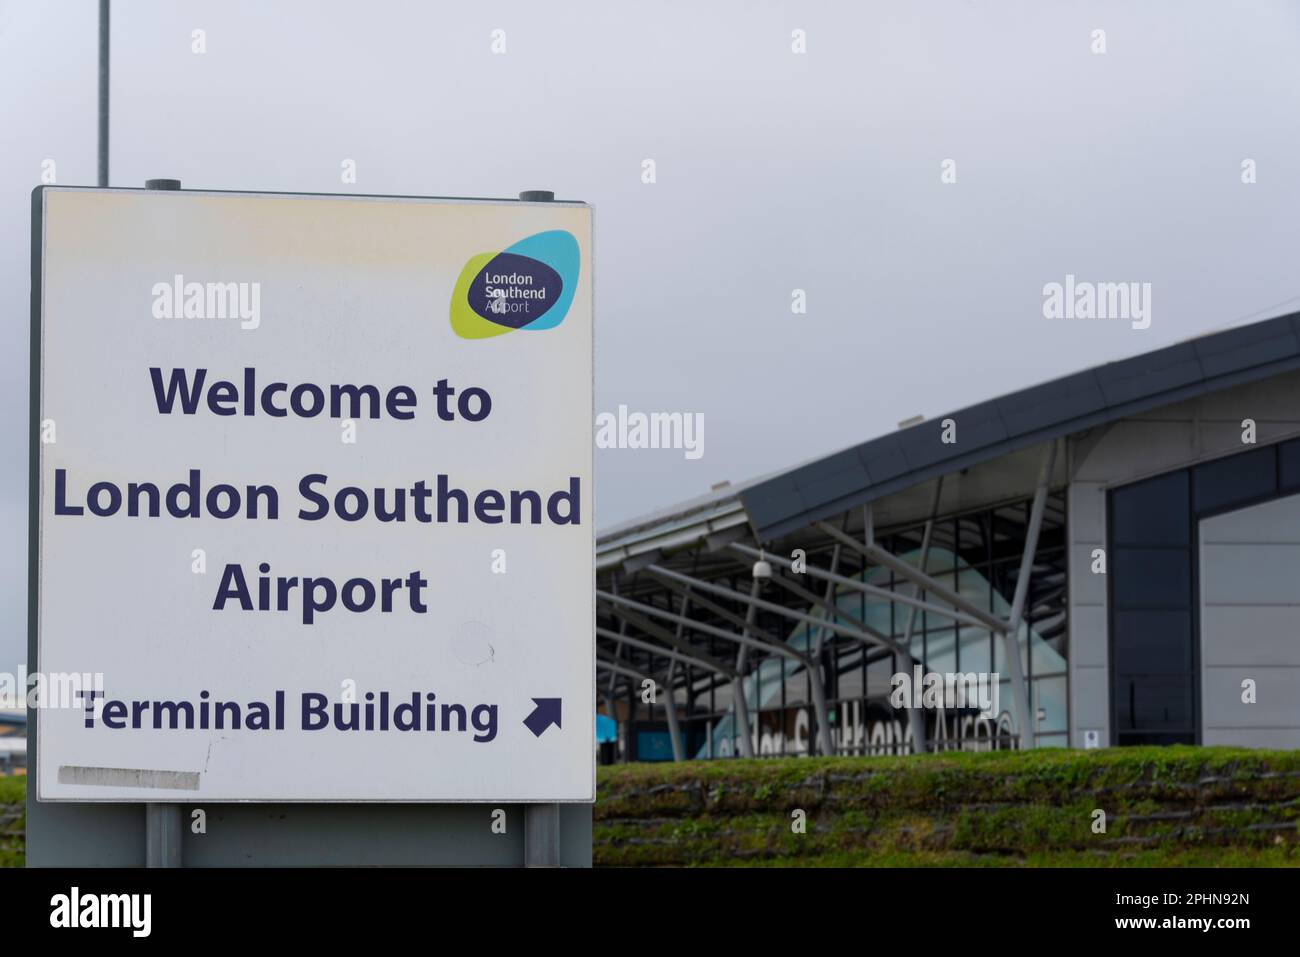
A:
33;187;594;802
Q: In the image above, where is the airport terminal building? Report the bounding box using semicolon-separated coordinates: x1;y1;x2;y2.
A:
596;312;1300;761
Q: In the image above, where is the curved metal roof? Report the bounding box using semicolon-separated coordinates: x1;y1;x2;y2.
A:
741;311;1300;540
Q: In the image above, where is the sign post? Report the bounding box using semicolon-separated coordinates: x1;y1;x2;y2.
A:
517;187;567;869
29;182;595;864
143;177;185;870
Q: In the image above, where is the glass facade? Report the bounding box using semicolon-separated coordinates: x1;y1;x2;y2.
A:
605;437;1300;762
669;494;1069;757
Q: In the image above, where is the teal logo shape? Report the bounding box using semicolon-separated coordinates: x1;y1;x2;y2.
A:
451;230;580;339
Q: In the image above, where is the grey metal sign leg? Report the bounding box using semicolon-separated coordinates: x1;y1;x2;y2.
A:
517;186;566;870
135;176;187;869
145;805;182;867
524;803;561;867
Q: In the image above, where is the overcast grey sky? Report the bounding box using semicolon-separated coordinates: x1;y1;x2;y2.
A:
4;0;1300;674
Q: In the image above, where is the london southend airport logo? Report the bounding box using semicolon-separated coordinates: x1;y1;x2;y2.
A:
450;230;580;338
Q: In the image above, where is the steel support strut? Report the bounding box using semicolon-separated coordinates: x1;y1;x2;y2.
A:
816;523;1010;635
1001;441;1058;750
728;543;989;631
732;580;761;758
662;590;693;761
896;479;945;754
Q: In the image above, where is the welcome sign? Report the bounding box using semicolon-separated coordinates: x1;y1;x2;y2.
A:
31;187;594;802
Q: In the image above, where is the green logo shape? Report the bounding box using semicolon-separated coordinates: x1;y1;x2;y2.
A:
450;252;509;339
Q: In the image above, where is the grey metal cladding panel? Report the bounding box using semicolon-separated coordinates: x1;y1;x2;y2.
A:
1194;318;1300;378
892;419;951;471
794;447;870;507
1094;342;1203;406
740;437;902;538
996;370;1106;437
760;438;1038;540
899;400;1008;470
857;433;910;485
741;473;807;532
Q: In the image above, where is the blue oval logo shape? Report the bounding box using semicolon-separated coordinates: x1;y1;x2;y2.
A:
466;252;563;330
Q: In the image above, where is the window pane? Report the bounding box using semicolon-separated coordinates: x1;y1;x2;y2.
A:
1111;471;1189;546
1032;675;1068;735
1279;437;1300;493
923;626;957;673
1112;609;1193;673
1112;548;1191;608
1193;446;1276;514
958;625;992;675
832;665;861;702
1114;673;1193;731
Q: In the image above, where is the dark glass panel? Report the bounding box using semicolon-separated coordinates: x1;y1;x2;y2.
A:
1114;673;1193;731
1112;609;1193;673
1278;437;1300;493
1111;470;1189;546
1193;446;1276;514
1112;548;1192;609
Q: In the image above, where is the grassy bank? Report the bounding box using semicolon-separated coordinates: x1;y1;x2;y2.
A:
595;747;1300;866
4;748;1298;867
0;775;24;868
